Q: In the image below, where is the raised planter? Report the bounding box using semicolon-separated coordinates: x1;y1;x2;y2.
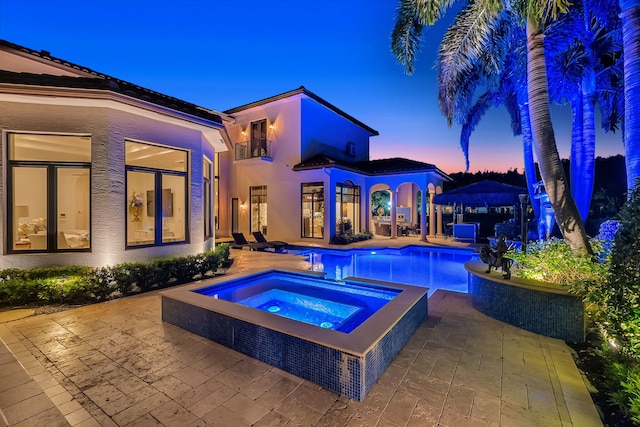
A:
465;261;585;342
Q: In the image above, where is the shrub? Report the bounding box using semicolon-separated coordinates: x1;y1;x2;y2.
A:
510;237;609;291
0;245;231;307
574;179;640;422
330;230;373;245
603;352;640;425
89;267;118;301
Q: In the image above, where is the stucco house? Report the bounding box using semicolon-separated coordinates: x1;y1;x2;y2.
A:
217;87;451;245
0;40;227;269
0;40;450;269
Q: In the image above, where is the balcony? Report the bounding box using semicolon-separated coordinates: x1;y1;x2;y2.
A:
235;139;272;161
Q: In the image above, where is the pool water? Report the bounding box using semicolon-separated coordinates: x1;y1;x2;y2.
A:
295;246;475;296
194;272;400;333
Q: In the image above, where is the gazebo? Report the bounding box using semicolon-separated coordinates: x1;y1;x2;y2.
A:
433;180;527;208
433;180;527;241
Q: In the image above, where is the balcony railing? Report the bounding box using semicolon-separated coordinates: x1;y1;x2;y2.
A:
235;139;271;160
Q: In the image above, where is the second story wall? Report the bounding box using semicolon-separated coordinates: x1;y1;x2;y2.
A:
225;96;302;167
300;98;371;163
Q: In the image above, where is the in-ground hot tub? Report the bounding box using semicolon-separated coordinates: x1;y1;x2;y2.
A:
161;269;428;400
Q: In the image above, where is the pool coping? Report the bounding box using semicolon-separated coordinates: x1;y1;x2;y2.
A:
160;268;428;357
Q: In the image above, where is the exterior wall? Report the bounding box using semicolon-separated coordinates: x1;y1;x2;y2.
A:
1;100;218;269
219;92;449;244
222;96;305;242
300;98;370;163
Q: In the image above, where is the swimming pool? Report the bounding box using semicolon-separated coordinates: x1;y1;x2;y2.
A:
161;269;427;400
194;273;399;333
294;245;475;295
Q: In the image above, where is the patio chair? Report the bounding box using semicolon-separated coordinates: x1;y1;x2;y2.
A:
231;233;273;251
252;231;288;251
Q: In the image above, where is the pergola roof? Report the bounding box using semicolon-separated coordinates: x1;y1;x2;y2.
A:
433;180;527;207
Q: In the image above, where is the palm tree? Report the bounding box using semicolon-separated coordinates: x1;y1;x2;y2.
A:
437;9;542;217
620;0;640;196
546;0;623;221
393;0;592;254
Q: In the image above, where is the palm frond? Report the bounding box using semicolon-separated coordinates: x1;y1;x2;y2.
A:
391;9;424;75
414;0;461;25
436;1;508;123
459;92;496;171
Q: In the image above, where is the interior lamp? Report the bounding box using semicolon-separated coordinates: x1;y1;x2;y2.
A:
15;205;29;223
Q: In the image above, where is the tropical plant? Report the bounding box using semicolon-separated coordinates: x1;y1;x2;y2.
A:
546;0;623;221
597;178;640;357
436;4;542;217
392;0;593;255
510;237;608;288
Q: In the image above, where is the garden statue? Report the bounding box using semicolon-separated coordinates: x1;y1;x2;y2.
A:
479;235;514;279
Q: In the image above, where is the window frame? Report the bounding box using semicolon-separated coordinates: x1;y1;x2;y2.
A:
203;156;213;240
301;182;324;239
125;140;190;249
249;185;268;235
336;181;361;236
6;132;92;254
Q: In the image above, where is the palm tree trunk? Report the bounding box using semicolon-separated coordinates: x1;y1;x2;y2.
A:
518;99;540;217
526;18;592;255
621;0;640;195
580;72;597;221
570;81;596;223
570;98;585;218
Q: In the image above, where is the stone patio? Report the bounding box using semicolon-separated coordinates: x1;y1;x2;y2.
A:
0;244;602;426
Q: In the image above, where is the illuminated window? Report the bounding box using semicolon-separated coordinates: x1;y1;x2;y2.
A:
302;183;324;238
125;140;188;247
250;185;267;235
8;133;91;253
250;119;268;157
336;181;360;236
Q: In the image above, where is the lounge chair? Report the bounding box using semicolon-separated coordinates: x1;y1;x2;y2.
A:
252;231;288;251
231;233;273;251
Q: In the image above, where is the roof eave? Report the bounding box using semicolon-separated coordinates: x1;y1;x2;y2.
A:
224;86;379;136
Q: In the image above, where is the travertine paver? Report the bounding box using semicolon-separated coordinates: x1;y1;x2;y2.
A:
0;243;602;426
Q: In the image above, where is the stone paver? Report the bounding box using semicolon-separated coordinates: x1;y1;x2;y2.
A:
0;244;602;426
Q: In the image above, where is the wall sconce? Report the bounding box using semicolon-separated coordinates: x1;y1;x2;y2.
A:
240;203;246;211
269;124;275;131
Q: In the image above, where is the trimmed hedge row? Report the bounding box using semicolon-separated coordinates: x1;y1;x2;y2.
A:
0;244;230;306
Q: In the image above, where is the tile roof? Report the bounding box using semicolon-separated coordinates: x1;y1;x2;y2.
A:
293;154;451;180
223;86;379;136
0;40;222;124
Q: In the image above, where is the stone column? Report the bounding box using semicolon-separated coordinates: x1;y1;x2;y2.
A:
420;189;428;242
428;190;436;238
390;190;397;239
436;205;444;237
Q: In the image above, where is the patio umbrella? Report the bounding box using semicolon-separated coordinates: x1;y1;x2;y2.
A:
433;180;527;208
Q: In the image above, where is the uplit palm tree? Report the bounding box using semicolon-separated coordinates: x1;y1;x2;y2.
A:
546;0;623;221
620;0;640;196
393;0;592;254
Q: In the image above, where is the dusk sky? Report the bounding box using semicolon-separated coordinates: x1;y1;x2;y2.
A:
0;0;624;174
